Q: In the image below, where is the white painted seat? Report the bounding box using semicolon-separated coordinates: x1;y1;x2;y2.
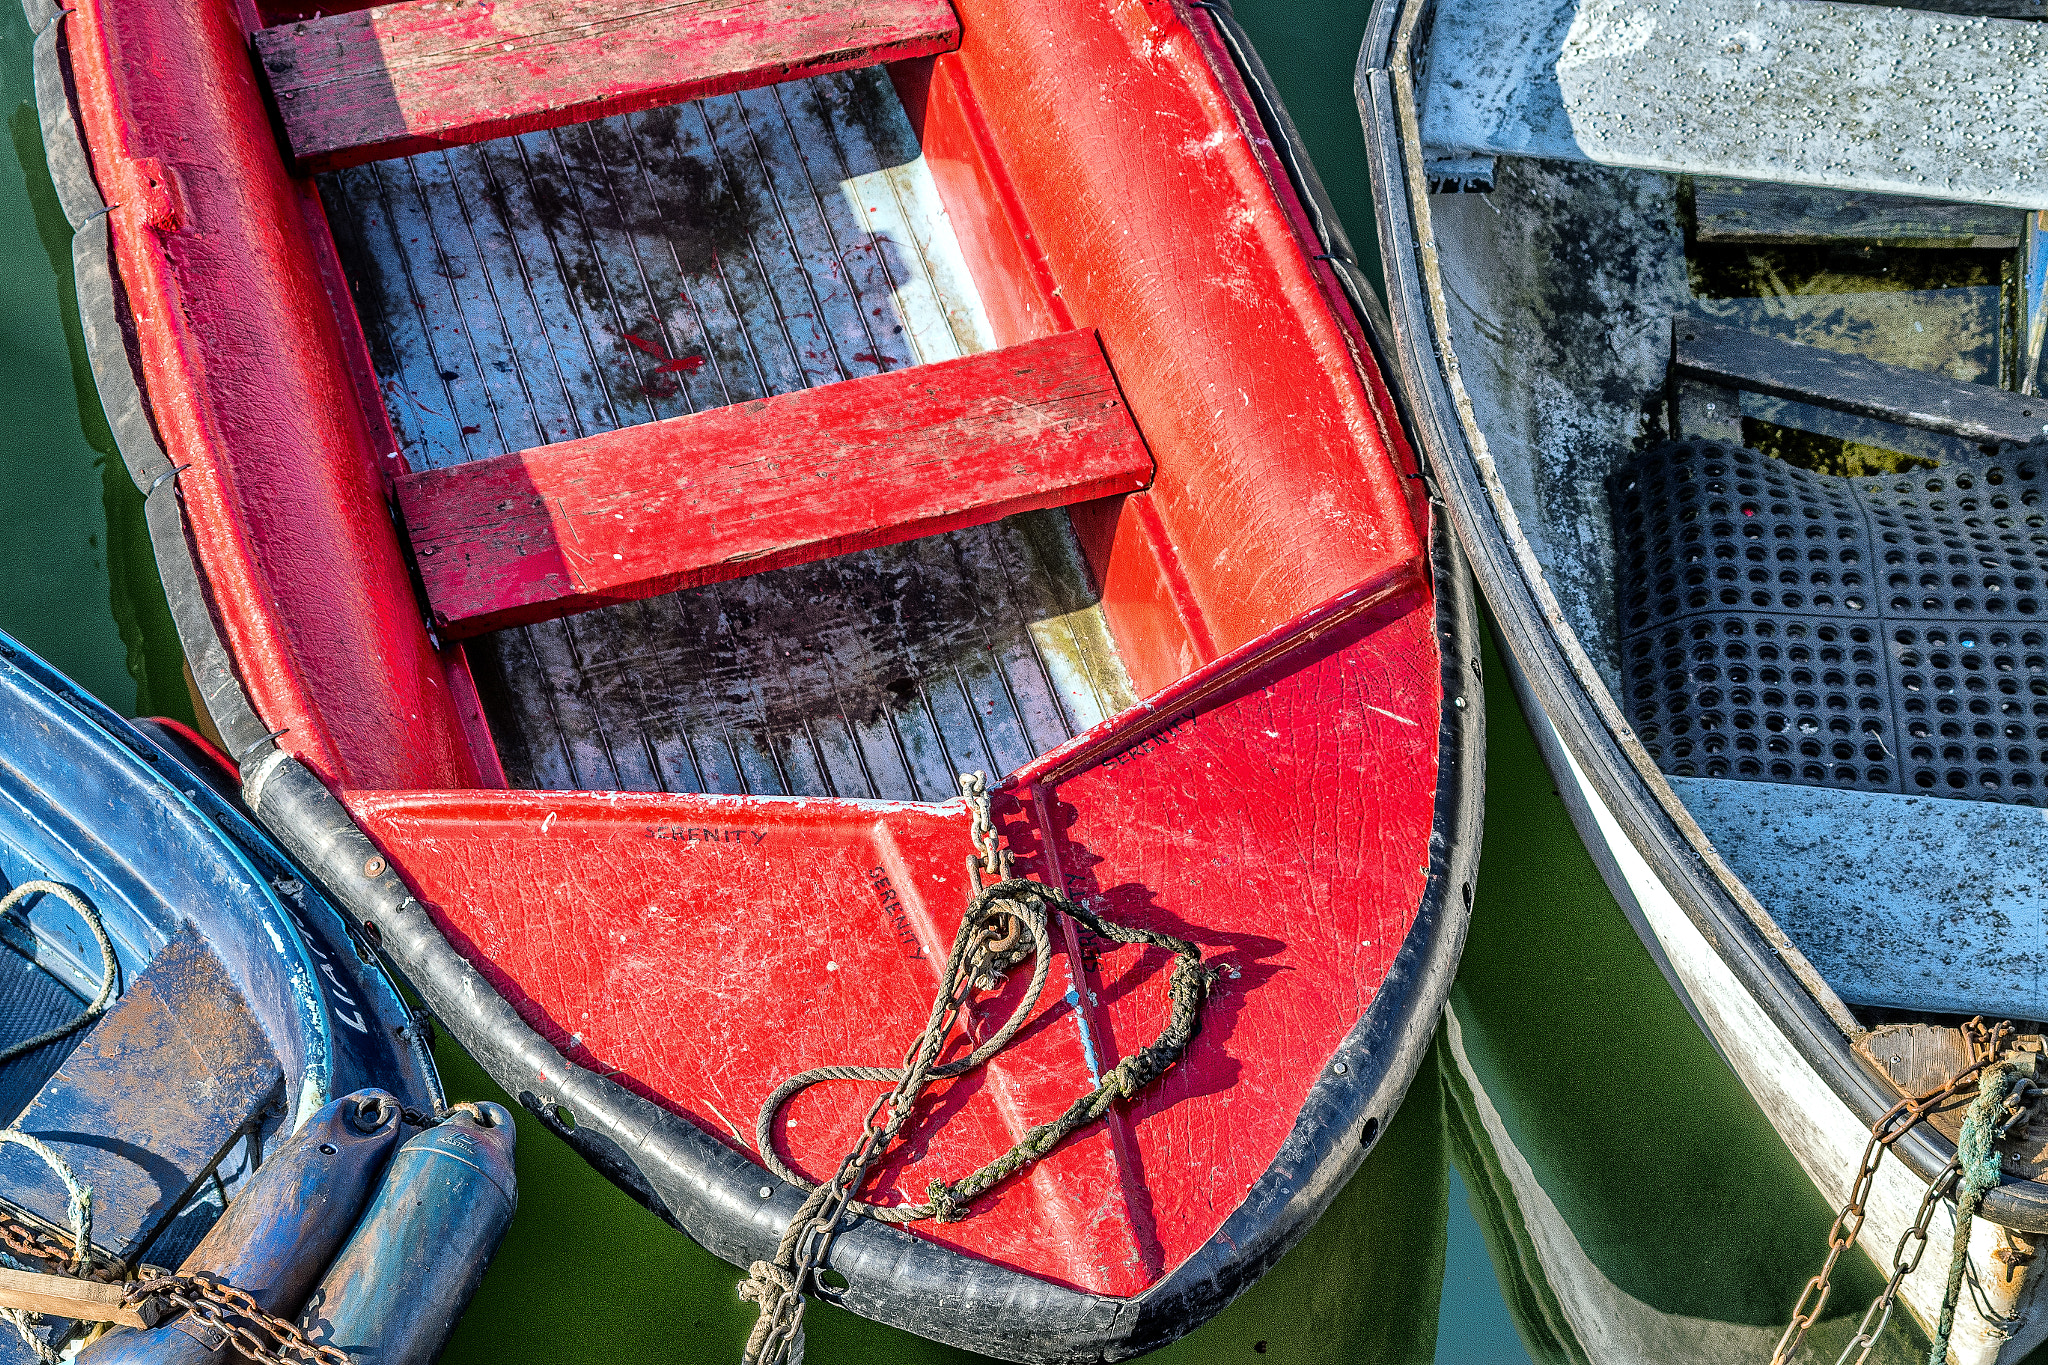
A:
1415;0;2048;208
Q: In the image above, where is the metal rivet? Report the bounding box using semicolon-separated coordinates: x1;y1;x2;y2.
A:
363;856;386;877
1333;1061;1349;1075
1453;696;1467;709
759;1186;774;1200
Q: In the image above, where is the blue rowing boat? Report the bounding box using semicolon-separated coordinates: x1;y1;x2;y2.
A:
0;630;442;1361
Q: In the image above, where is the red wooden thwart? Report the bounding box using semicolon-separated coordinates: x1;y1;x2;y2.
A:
397;330;1154;638
254;0;962;172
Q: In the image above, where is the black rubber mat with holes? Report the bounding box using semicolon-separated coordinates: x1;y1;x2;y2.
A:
1608;439;2048;804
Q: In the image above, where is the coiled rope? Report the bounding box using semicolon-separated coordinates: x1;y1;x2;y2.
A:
0;882;116;1363
738;774;1217;1365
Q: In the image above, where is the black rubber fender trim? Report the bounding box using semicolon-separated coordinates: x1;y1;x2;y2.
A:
237;493;1481;1362
19;0;58;42
73;215;167;489
67;187;273;760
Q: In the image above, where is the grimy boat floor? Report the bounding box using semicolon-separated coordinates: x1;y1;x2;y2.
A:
322;68;1134;799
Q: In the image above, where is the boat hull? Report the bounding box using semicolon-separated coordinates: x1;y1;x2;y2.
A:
1357;1;2048;1358
26;0;1484;1351
1505;647;2048;1365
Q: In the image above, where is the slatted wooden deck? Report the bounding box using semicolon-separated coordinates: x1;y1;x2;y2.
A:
324;68;1136;798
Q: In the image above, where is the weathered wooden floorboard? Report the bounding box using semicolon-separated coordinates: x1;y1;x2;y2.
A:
1672;319;2048;448
398;330;1153;636
328;69;1120;800
1692;180;2025;249
257;0;962;171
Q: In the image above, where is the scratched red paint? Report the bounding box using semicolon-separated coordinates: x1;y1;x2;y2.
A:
397;330;1153;637
254;0;965;172
344;579;1437;1291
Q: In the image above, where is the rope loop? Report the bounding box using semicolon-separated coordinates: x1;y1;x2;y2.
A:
0;882;119;1068
0;1131;92;1276
737;775;1218;1364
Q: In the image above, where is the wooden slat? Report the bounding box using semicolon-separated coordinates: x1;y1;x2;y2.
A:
255;0;961;172
0;1268;156;1328
397;330;1154;638
1672;319;2048;449
1693;181;2025;250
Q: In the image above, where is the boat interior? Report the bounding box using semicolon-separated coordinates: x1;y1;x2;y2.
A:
0;654;431;1361
318;67;1138;799
57;0;1450;1298
1398;0;2047;1150
175;0;1433;810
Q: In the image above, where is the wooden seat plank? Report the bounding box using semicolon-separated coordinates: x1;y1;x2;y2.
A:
397;329;1154;638
1691;181;2024;251
0;928;281;1263
255;0;961;172
1672;319;2048;450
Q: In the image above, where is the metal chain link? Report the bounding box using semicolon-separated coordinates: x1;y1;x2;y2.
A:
123;1273;347;1365
1771;1018;2015;1365
0;1206;116;1283
959;771;1012;884
740;818;1029;1365
1832;1159;1962;1365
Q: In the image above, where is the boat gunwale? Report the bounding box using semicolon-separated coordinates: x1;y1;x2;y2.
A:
1354;0;2048;1235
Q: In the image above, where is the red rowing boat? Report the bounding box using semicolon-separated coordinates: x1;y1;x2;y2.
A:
34;0;1481;1351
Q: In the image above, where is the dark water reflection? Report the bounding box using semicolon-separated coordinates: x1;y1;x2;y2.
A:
0;0;2014;1359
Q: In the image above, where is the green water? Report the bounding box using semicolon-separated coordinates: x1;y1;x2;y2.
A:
0;1;1994;1359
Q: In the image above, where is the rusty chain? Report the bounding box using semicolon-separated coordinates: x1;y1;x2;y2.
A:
1770;1017;2015;1365
123;1273;347;1365
0;1205;115;1283
0;1209;341;1365
1832;1158;1961;1365
739;810;1027;1365
0;1095;468;1363
961;770;1013;884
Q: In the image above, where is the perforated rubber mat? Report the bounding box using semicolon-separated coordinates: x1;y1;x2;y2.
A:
1609;439;2048;803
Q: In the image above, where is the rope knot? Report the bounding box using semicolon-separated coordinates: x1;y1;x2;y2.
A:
924;1180;964;1224
737;1261;797;1308
738;1262;807;1365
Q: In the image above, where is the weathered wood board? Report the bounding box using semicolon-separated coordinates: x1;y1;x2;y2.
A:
1672;777;2048;1019
0;1268;154;1328
1415;0;2048;208
398;330;1153;636
1693;180;2024;249
0;929;281;1260
1673;319;2048;448
256;0;961;171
